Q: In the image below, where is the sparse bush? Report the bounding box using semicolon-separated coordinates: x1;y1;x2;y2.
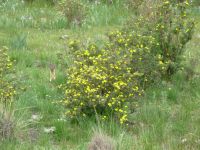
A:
57;0;88;26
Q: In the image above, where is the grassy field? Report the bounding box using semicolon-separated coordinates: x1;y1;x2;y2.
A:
0;0;200;149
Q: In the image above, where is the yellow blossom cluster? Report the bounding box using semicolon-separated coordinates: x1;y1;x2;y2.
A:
60;0;194;124
126;0;194;78
0;46;16;104
62;30;161;124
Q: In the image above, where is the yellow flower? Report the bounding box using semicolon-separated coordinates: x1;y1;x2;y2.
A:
108;103;112;107
159;61;164;65
184;1;189;5
119;109;123;113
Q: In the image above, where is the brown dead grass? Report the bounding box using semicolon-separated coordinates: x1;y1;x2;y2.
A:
88;132;116;150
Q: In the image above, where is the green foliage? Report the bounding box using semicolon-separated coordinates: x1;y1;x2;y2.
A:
61;0;194;124
62;30;162;124
0;0;67;30
24;0;56;5
0;0;199;148
57;0;88;26
83;0;129;28
87;0;115;4
0;46;16;105
10;33;27;50
192;0;200;6
126;0;194;78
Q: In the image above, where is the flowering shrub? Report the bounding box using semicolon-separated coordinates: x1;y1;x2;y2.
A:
61;0;194;124
64;44;139;124
62;31;162;124
0;46;16;105
57;0;88;26
107;31;162;85
126;0;194;78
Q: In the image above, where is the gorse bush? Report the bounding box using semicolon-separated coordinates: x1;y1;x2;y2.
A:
57;0;88;26
62;32;161;124
0;46;16;105
63;41;146;124
61;0;194;124
107;31;162;86
126;0;194;78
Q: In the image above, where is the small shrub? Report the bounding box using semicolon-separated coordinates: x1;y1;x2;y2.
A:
0;46;16;105
57;0;88;26
126;0;194;78
62;32;160;124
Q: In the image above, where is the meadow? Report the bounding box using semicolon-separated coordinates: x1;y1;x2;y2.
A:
0;0;200;149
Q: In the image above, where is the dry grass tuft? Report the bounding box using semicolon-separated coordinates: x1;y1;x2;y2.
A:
88;132;116;150
0;106;15;141
0;104;32;141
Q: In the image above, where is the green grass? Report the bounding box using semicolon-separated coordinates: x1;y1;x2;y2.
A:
0;0;200;149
